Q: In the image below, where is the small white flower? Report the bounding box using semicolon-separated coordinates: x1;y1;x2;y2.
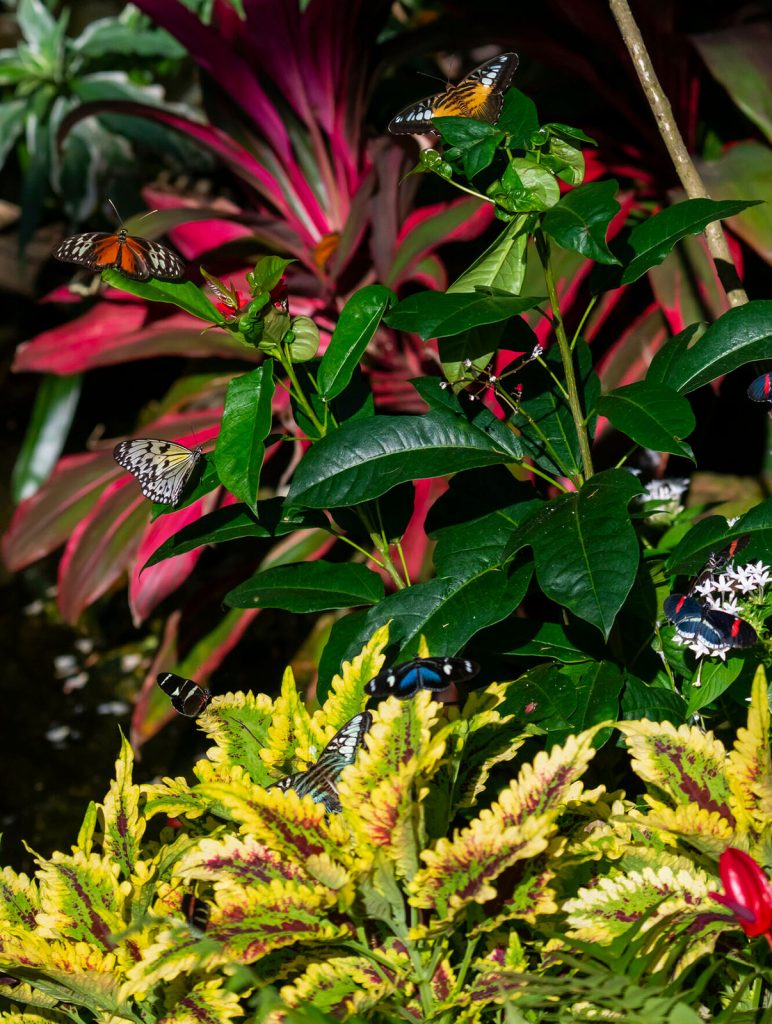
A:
693;578;717;598
714;574;736;595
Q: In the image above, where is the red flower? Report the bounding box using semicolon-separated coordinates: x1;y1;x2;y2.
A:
710;848;772;947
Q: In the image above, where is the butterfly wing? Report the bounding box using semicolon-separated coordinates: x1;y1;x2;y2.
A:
748;373;772;403
157;672;211;717
113;438;202;505
388;52;518;135
53;232;114;268
365;656;479;699
129;235;186;281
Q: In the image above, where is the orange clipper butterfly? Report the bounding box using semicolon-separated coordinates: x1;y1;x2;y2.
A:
388;52;518;135
54;223;185;282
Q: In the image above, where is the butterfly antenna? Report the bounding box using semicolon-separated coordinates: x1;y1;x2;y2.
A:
106;198;122;225
416;69;449;87
138;208;159;223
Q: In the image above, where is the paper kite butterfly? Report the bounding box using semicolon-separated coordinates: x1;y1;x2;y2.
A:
388;52;518;135
54;227;185;282
157;671;211;718
365;656;479;700
271;712;372;814
114;438;203;506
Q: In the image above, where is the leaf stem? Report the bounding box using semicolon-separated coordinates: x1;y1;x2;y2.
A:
535;230;594;482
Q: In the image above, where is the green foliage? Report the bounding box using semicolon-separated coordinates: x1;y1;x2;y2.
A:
2;637;772;1021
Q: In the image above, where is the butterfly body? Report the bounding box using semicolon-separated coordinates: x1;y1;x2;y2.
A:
388;52;518;135
272;712;372;813
157;672;211;717
54;227;185;281
365;656;479;700
114;438;202;505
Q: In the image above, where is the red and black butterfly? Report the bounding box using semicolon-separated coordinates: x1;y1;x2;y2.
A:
54;227;185;282
388;52;519;135
664;593;757;649
748;372;772;415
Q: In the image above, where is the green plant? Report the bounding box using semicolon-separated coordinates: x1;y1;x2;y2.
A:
1;633;771;1021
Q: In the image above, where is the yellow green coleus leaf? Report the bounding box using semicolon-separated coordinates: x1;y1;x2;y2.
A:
727;665;772;836
318;622;389;731
471;855;559;934
142;775;215;821
99;733;144;879
0;867;39;929
409;727;603;919
34;851;129;951
338;691;446;878
261;667;323;774
175;833;311;887
195;778;352;867
159;976;245;1024
278;952;399;1017
563;859;735;973
197;690;275;787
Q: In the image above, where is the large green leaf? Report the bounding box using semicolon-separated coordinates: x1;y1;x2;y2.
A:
101;270;224;324
660;300;772;393
225;561;384;612
447;216;529;295
286;410;519;510
621;198;762;284
511;470;643;637
317;285;395;400
12;373;82;502
542;180;620;265
496;88;540;147
666;501;772;574
698;142;772;263
435;116;503;177
596;381;695;459
214;363;274;512
385;292;546;340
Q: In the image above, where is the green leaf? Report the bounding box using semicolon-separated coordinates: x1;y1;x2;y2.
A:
447;216;529;295
660;300;772;393
144;500;328;568
214;362;275;512
596;381;695;459
224;561;385;612
497;88;540;147
691;25;772;144
540;135;585;185
512;470;643;638
0;99;28;170
317;285;395;399
435;117;503;177
621;198;763;284
621;675;687;725
73;19;186;58
12;373;82;502
492;158;560;213
645;324;703;385
542;180;621;265
698;142;772;264
502;620;604;663
100;270;224;324
248;255;295;293
385;292;546;340
686;658;744;715
666;502;772;574
16;0;59;52
286;410;518;510
543;122;597;146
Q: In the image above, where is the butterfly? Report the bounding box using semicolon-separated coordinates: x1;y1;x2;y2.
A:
748;373;772;409
113;438;203;506
180;893;210;933
364;656;479;700
664;593;757;650
157;672;211;717
271;712;372;814
53;227;185;282
388;52;519;135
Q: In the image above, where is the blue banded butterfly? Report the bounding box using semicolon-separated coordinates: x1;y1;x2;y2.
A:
365;656;479;700
157;672;211;718
664;593;756;649
114;438;203;506
271;712;372;814
54;227;185;282
388;52;518;135
748;373;772;409
181;893;210;933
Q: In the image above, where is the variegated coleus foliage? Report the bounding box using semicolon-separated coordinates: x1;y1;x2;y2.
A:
0;635;768;1023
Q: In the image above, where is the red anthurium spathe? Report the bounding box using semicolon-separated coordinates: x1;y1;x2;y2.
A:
710;848;772;947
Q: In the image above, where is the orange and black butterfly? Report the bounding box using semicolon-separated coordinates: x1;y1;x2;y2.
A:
388;52;519;135
54;226;185;282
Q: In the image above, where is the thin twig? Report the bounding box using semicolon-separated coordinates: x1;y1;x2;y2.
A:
609;0;749;307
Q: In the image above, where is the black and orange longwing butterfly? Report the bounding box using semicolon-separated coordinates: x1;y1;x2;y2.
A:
54;227;185;282
388;52;518;135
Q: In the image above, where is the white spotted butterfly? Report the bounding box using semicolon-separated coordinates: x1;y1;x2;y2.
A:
54;227;185;282
113;439;203;506
388;52;519;135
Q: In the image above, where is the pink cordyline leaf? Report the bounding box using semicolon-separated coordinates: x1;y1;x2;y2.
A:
14;299;259;374
140;187;253;260
57;478;148;624
129;489;222;625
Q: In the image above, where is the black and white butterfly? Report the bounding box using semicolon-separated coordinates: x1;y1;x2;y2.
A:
271;712;372;814
181;893;210;933
388;52;518;135
114;438;203;506
157;672;211;717
54;227;185;282
365;656;479;700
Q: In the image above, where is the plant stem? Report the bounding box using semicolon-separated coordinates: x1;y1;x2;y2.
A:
280;349;326;436
535;231;594;482
609;0;749;307
357;504;407;590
